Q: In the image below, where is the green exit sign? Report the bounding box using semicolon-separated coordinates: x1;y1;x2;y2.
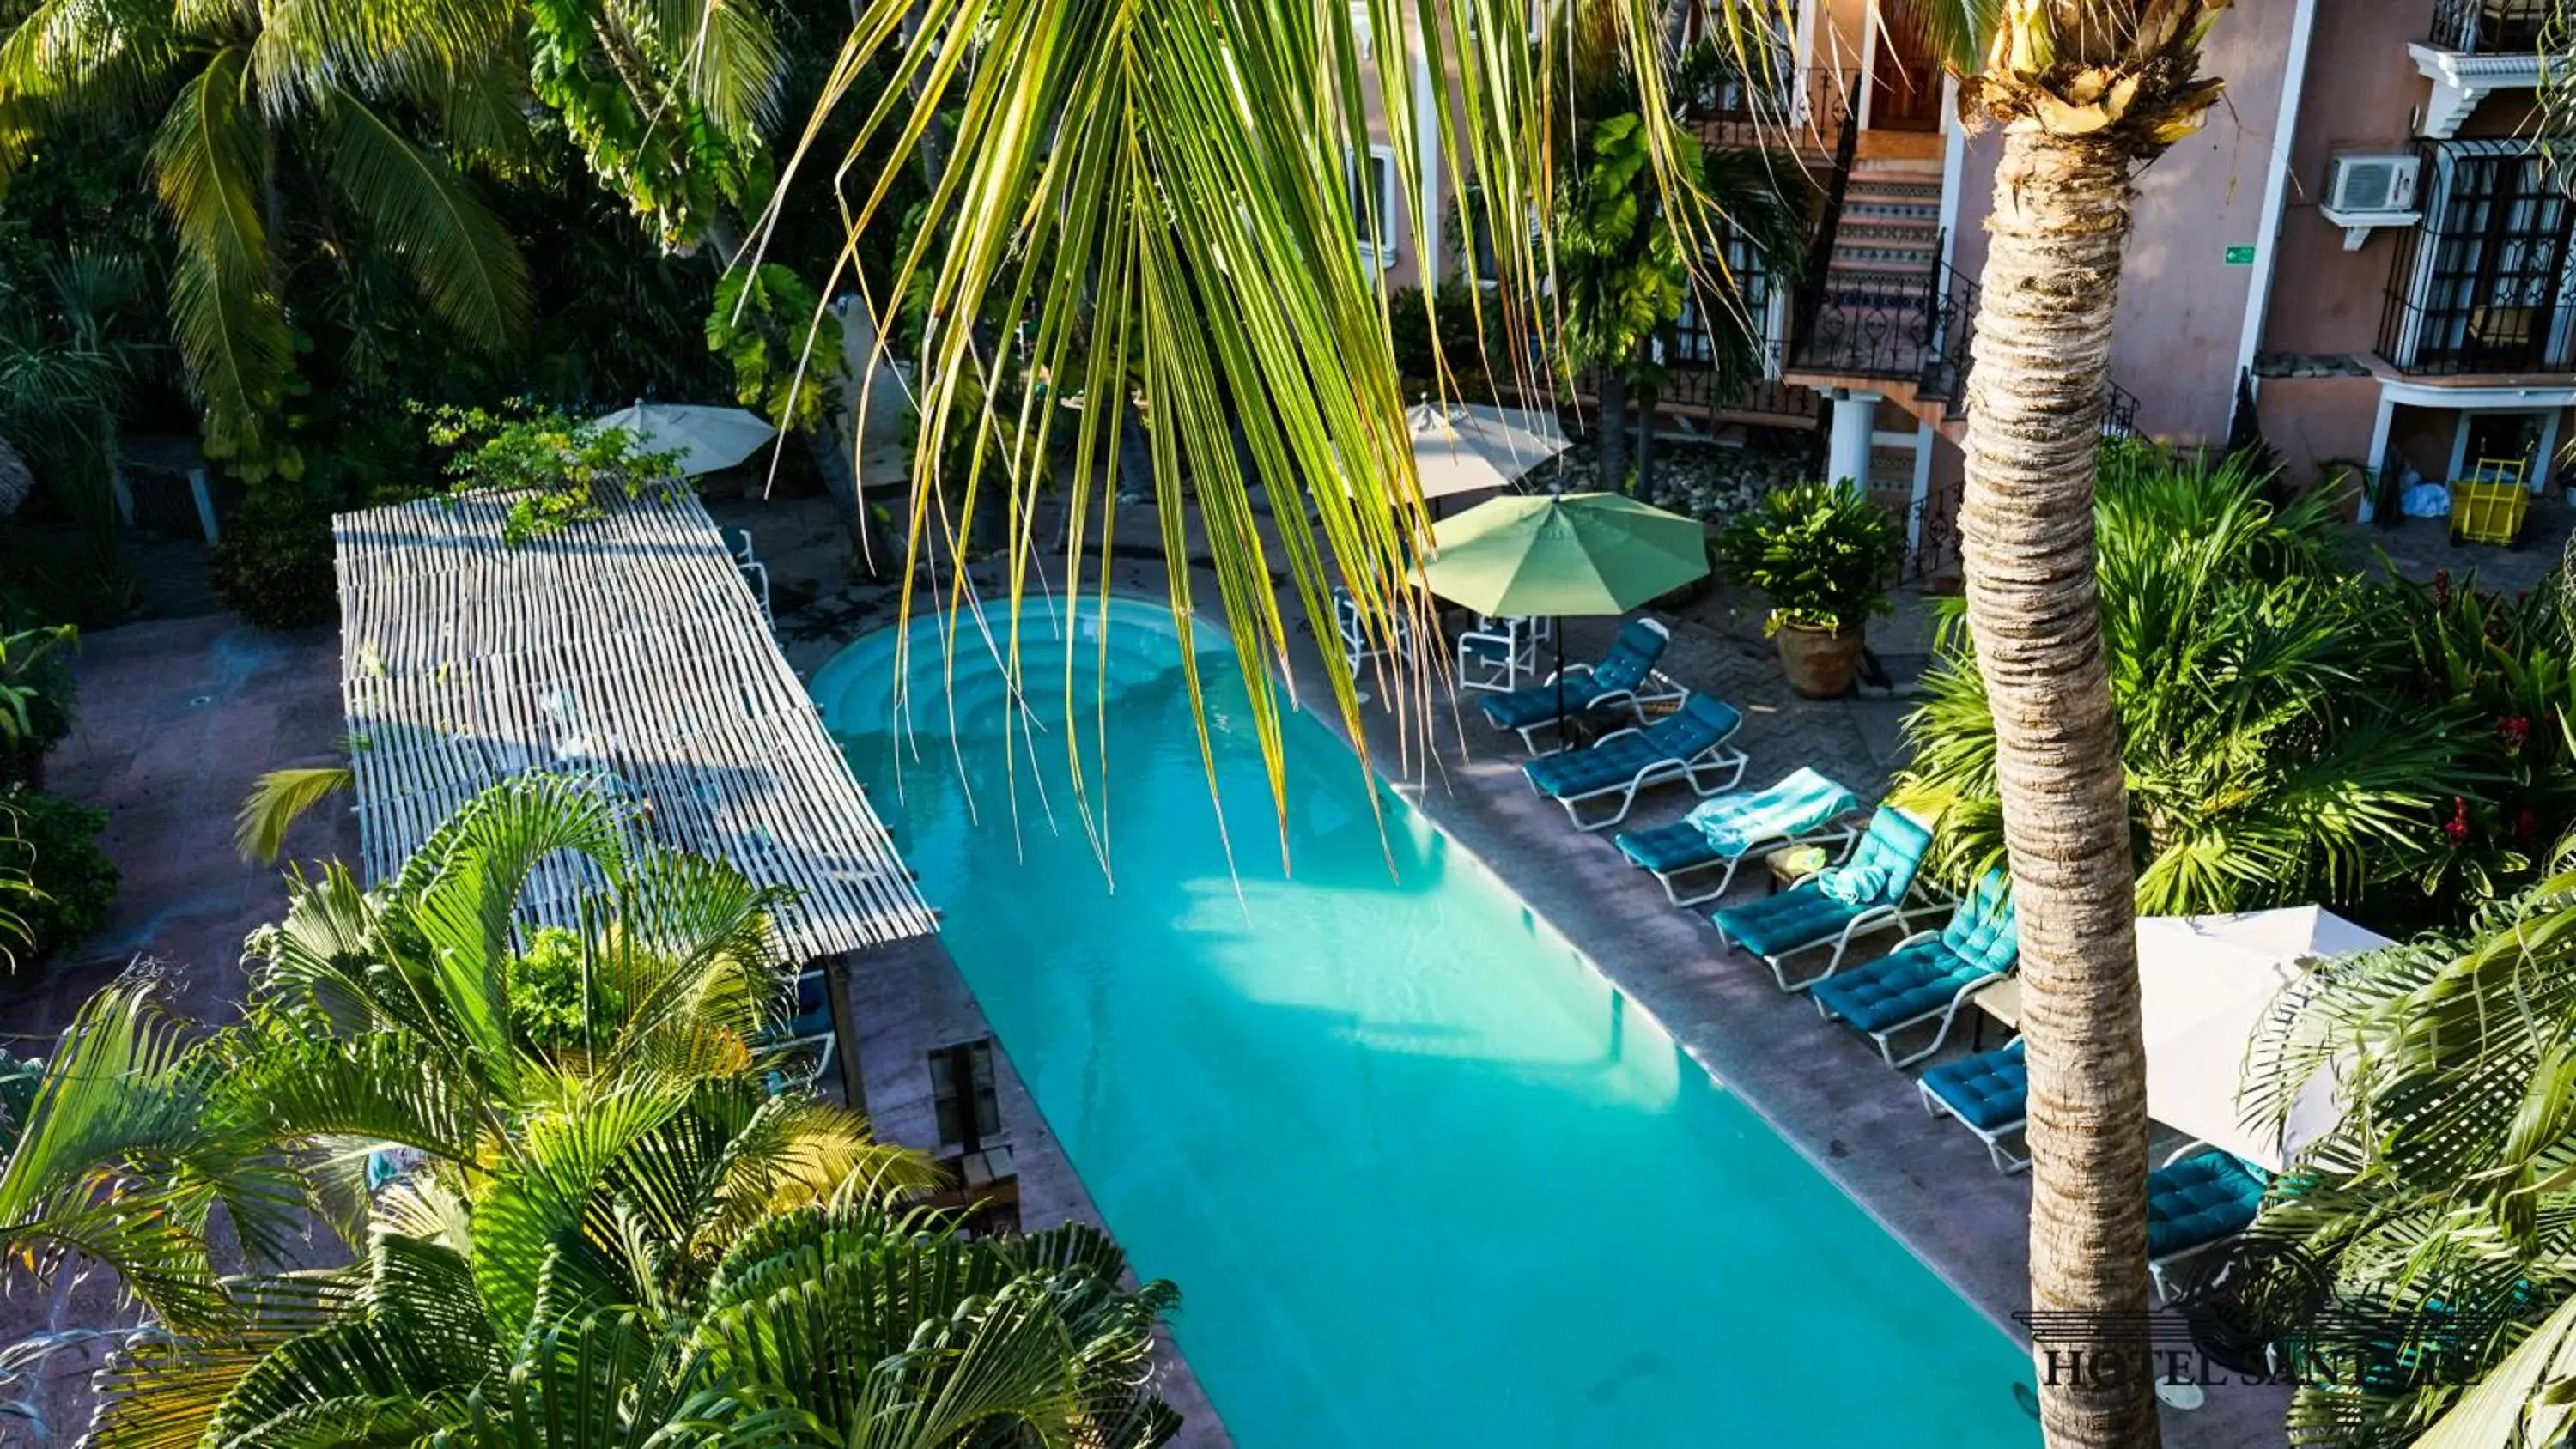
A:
2223;245;2257;265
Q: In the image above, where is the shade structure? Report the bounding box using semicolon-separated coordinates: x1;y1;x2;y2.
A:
1408;401;1570;500
1418;492;1709;617
2134;906;2394;1173
591;401;778;476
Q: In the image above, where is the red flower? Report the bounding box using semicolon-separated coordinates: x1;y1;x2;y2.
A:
2445;797;2471;844
2518;807;2538;846
2502;715;2533;751
2435;569;2453;609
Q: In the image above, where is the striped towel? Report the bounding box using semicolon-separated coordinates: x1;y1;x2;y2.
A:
1682;767;1857;858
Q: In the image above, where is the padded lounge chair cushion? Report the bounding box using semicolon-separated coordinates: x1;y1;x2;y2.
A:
2148;1152;2266;1258
1812;943;2002;1034
1941;871;2020;973
1475;621;1668;731
1522;695;1740;801
1614;819;1720;873
1480;674;1616;730
1713;883;1868;958
1923;1040;2028;1131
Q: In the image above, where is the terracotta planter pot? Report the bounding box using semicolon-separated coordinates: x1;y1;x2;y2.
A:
1775;621;1865;700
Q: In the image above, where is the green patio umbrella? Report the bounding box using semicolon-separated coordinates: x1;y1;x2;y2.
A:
1417;491;1710;722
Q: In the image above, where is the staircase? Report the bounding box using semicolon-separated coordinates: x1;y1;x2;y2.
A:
1786;157;1971;438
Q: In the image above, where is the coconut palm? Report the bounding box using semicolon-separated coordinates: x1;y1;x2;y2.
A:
0;4;532;467
771;0;1729;807
1903;447;2470;918
1836;8;2229;1443
2239;845;2576;1446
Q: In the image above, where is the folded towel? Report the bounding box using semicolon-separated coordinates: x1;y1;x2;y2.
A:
1683;767;1856;858
1815;864;1886;906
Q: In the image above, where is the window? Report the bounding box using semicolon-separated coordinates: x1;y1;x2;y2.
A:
1672;227;1781;367
2382;142;2576;374
929;1039;1001;1151
1352;146;1399;267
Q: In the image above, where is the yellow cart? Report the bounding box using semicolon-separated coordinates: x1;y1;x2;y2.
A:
2451;457;2533;547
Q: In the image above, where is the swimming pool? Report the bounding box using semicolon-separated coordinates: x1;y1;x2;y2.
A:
812;595;2037;1447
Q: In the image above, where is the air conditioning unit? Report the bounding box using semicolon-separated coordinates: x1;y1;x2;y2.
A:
2328;154;2421;214
2322;154;2424;249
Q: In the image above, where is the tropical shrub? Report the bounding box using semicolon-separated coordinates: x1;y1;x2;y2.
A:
1902;447;2482;917
2;774;1185;1441
0;622;76;780
708;262;845;432
2380;569;2576;915
2241;848;2576;1445
1388;282;1516;388
426;403;689;543
209;488;343;629
1718;480;1901;634
0;785;114;962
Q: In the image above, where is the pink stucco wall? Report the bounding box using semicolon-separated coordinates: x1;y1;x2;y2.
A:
1946;0;2297;448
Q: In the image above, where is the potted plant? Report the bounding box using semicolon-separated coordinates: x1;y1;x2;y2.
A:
1719;481;1901;699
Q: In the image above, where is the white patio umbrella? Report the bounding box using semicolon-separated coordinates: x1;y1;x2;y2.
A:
591;401;778;476
2134;906;2394;1172
1407;400;1569;500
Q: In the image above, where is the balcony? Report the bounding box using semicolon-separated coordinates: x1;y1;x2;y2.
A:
2412;0;2549;136
2376;142;2576;377
2429;0;2550;53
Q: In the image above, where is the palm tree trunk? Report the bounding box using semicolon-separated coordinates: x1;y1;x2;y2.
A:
1595;369;1628;490
1632;379;1657;497
1956;128;2156;1449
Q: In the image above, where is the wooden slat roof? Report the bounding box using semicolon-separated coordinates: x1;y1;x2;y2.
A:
332;490;935;958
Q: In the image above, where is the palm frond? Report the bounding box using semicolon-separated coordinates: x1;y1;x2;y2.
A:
324;88;528;353
234;765;354;864
148;46;290;459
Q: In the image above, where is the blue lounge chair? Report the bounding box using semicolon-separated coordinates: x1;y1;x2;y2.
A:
1919;1038;2029;1173
2148;1146;2267;1300
1477;619;1681;753
1613;767;1862;907
1520;694;1748;830
1710;808;1939;990
1812;870;2018;1067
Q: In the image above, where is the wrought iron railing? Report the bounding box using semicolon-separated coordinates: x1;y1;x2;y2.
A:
1785;85;1864;361
2103;379;2143;440
2429;0;2552;53
1688;65;1858;158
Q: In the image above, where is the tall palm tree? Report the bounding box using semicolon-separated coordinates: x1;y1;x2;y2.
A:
0;1;532;466
1879;7;2228;1444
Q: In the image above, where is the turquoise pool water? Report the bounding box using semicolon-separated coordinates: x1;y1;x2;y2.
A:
811;596;2037;1448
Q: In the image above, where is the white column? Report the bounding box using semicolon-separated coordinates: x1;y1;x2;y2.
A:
2358;389;2397;523
1828;391;1882;489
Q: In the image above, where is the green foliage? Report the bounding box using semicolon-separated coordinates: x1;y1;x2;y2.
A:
1717;480;1900;633
503;924;621;1049
708;262;841;431
2242;854;2576;1445
2381;569;2576;914
522;0;781;253
424;403;687;543
0;785;115;964
1900;446;2511;921
0;622;75;777
1556;112;1698;388
1388;282;1514;389
209;488;343;630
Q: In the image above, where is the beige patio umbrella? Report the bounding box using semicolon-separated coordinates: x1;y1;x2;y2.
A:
2134;906;2394;1172
1407;401;1569;500
591;401;778;476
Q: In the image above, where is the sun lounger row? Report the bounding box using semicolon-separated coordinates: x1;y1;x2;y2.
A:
1488;615;2267;1289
